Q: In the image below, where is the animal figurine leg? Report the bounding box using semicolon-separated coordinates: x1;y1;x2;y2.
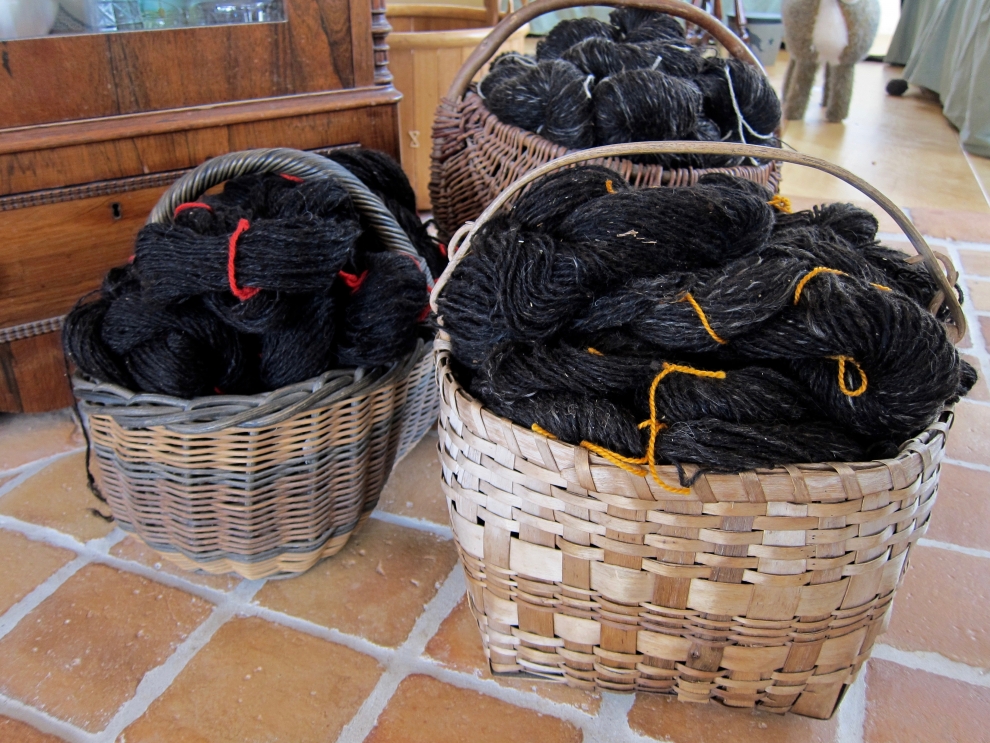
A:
783;57;819;120
824;62;855;122
822;63;831;106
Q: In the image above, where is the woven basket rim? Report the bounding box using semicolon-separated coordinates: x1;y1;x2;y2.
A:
74;339;431;433
435;343;952;501
462;89;782;181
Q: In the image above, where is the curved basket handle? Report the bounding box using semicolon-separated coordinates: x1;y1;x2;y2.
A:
430;141;966;344
447;0;760;102
147;147;434;286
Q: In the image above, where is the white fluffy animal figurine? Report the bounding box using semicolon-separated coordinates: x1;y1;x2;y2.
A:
781;0;880;122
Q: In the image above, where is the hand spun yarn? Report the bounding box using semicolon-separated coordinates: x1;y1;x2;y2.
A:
511;166;630;233
592;69;702;146
696;57;781;143
438;167;974;482
65;150;433;398
535;17;616;61
609;6;686;43
337;251;430;368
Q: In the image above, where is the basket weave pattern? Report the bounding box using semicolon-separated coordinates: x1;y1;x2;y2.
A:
436;346;949;718
84;349;436;580
430;92;783;240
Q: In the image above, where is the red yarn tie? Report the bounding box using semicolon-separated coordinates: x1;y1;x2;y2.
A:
173;201;214;218
438;243;448;257
227;219;260;301
338;269;369;293
417;305;431;323
280;174;304;183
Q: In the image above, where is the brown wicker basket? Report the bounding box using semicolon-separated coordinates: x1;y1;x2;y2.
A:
430;142;966;718
428;0;783;241
73;148;441;580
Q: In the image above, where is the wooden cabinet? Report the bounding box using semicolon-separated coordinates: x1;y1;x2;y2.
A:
0;0;401;412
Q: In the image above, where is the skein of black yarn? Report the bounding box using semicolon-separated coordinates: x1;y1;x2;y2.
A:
66;150;433;397
438;167;974;478
696;57;781;142
609;6;685;43
535;17;616;61
336;251;429;368
133;179;361;303
592;69;701;146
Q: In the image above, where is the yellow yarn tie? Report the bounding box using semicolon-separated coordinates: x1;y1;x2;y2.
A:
605;179;616;194
579;363;727;495
830;355;868;397
767;194;792;213
681;292;727;345
870;282;892;292
793;267;847;304
531;423;558;440
587;347;604;356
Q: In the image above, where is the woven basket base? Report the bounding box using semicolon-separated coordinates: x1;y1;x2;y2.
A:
122;513;371;580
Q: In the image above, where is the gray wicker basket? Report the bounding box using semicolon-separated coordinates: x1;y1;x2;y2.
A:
73;148;440;579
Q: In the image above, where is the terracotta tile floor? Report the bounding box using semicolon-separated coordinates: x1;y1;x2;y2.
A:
1;56;990;743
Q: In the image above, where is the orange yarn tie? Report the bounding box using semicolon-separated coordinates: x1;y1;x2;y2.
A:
830;355;868;397
605;179;616;194
578;363;727;494
587;347;604;356
767;194;792;213
793;267;847;304
531;423;557;440
227;219;260;301
870;282;892;292
681;292;727;345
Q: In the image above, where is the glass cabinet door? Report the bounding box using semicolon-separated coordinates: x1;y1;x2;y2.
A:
0;1;285;39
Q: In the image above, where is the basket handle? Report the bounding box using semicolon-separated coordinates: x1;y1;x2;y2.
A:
446;0;760;102
429;141;966;345
147;147;434;286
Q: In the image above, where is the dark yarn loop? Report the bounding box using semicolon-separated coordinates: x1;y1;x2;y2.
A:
65;150;438;398
478;8;779;165
438;167;975;480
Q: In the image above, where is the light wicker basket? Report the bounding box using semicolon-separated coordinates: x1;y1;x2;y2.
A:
430;142;966;718
73;148;440;580
428;0;783;241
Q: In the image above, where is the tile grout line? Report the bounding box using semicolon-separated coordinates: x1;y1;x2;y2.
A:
835;669;867;743
369;509;453;540
943;457;990;473
872;644;990;687
0;692;97;743
94;579;267;743
582;691;653;743
0;530;126;643
917;537;990;560
0;446;87;483
961;149;990;211
334;564;468;743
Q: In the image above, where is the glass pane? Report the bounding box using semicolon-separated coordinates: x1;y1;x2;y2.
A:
0;1;286;38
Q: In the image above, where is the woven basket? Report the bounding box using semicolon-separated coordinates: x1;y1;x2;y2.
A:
428;0;783;241
73;148;441;580
430;142;966;718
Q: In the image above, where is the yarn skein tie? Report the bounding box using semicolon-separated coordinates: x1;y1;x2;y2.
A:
478;8;779;164
439;166;976;484
64;150;437;399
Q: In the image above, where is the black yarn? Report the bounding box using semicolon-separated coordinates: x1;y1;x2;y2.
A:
439;167;974;477
511;165;631;233
558;176;776;271
609;7;685;43
336;251;429;368
479;9;779;165
65;150;433;397
592;69;701;146
101;293;247;398
696;57;781;141
133;179;360;303
259;292;336;391
535;17;616;61
656;419;872;484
